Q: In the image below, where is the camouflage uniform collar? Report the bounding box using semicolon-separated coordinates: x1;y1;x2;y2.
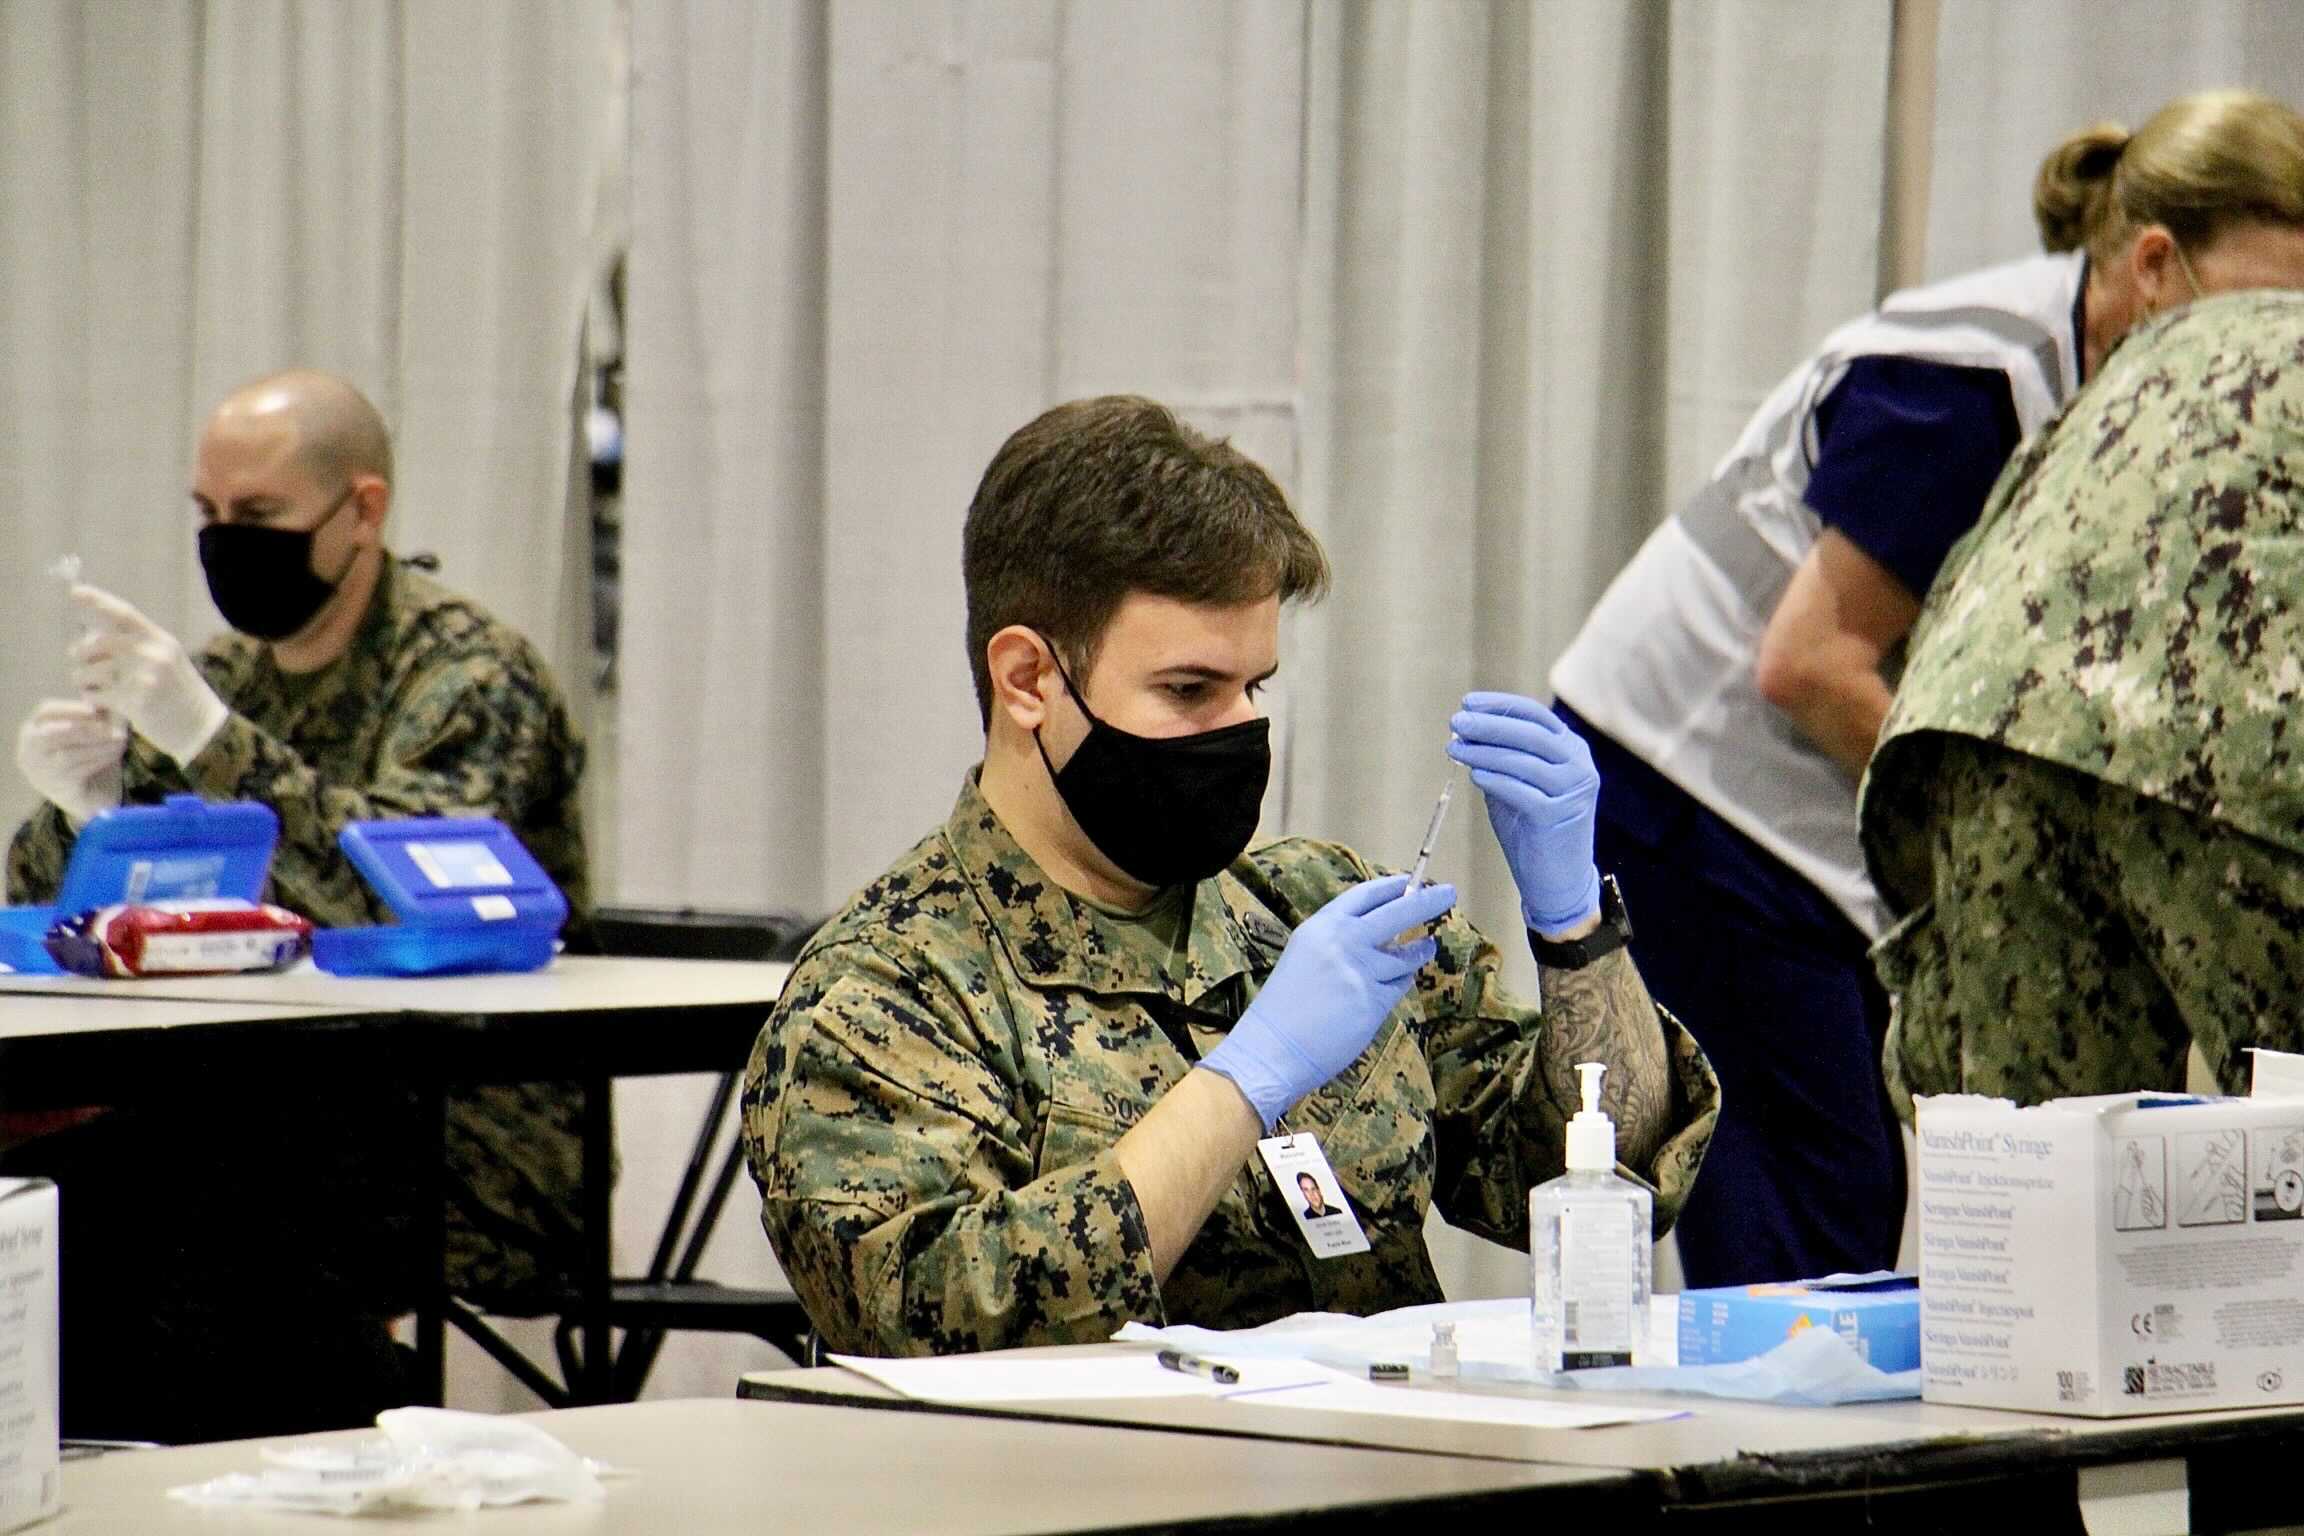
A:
242;554;406;721
944;771;1275;1008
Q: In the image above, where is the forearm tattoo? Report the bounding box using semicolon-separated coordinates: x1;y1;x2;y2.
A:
1539;949;1672;1169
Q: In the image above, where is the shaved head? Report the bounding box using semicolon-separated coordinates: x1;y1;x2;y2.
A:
207;370;393;489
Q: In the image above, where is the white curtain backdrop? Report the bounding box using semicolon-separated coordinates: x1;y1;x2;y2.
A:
1291;0;1892;932
1289;0;1893;1300
0;0;612;836
620;0;1304;914
1924;0;2304;282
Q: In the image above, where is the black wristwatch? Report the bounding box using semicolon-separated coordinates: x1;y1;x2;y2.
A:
1527;875;1633;970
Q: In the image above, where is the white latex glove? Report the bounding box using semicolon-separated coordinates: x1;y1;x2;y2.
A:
70;584;230;767
16;699;127;826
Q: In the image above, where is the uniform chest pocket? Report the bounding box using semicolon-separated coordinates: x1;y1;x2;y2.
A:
1032;1002;1184;1176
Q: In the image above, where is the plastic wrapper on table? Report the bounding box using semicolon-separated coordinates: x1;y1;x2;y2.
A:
44;899;312;978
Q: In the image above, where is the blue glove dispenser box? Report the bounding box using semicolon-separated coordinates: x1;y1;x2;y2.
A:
1677;1272;1921;1372
0;795;281;974
312;817;566;977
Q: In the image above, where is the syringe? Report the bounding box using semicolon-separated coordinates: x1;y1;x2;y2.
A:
1405;766;1458;892
48;554;93;706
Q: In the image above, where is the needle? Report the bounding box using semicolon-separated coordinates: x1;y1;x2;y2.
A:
1406;766;1458;893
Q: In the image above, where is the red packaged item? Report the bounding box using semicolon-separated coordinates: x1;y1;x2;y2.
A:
44;899;313;978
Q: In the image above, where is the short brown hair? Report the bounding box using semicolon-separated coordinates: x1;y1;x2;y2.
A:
963;396;1330;726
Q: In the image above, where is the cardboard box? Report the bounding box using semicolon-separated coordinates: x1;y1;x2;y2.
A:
1916;1080;2304;1416
0;1181;58;1530
1677;1276;1919;1371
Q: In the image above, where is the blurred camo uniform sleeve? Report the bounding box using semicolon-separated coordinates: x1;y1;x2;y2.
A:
745;774;1718;1357
5;807;71;905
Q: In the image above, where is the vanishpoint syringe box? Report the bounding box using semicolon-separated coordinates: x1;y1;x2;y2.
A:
1916;1059;2304;1416
0;1180;57;1532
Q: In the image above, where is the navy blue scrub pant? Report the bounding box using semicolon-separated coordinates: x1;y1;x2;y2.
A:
1557;703;1905;1287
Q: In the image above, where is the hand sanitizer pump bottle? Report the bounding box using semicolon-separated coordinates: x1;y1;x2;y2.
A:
1530;1061;1652;1372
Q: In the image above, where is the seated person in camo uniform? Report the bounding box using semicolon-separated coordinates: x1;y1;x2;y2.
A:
7;370;593;1441
745;395;1718;1356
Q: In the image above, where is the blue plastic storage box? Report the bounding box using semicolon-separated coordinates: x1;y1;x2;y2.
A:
311;817;567;977
0;795;280;974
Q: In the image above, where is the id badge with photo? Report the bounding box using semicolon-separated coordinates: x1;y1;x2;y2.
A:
1257;1132;1372;1259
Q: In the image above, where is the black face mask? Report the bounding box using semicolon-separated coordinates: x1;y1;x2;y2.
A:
1033;643;1272;890
198;488;358;640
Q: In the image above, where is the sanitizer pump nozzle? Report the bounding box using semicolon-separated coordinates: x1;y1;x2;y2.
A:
1565;1061;1614;1171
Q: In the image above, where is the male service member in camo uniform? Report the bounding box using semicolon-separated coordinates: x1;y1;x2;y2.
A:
7;370;590;1439
745;396;1717;1357
1862;290;2304;1112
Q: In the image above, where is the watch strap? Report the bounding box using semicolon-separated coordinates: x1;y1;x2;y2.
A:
1527;875;1632;970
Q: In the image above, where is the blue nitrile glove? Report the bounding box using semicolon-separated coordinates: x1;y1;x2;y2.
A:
1200;874;1458;1131
1446;691;1602;935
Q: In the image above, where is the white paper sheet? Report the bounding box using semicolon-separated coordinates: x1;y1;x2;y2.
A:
1238;1378;1686;1430
824;1351;1343;1404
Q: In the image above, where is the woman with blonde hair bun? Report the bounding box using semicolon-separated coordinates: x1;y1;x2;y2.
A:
1547;89;2304;1289
2036;89;2304;331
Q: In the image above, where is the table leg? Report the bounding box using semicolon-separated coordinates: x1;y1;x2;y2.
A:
413;1077;448;1406
578;1072;614;1402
